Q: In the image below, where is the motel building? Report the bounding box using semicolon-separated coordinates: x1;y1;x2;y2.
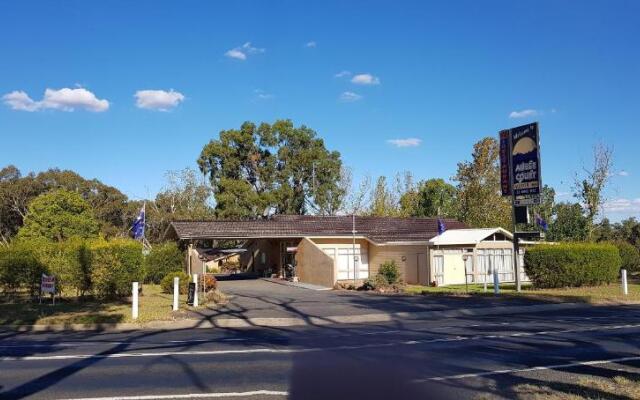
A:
165;215;528;288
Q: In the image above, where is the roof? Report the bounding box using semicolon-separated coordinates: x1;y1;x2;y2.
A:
166;215;467;244
428;228;513;246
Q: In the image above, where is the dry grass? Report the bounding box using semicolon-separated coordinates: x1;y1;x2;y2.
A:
511;376;640;399
406;282;640;304
0;284;214;326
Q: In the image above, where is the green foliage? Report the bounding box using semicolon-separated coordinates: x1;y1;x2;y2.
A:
614;241;640;273
198;120;344;218
144;242;184;284
0;241;47;296
378;260;401;284
454;137;511;229
160;271;190;294
17;189;99;242
91;239;144;299
524;243;621;288
401;178;458;217
38;238;92;296
547;202;589;242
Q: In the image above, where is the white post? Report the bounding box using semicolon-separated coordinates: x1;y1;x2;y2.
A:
173;277;179;311
132;282;139;320
493;268;500;295
193;274;199;307
622;269;628;296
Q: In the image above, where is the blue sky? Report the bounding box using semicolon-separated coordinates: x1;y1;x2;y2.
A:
1;1;638;220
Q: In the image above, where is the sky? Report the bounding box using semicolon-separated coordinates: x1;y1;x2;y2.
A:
1;0;639;221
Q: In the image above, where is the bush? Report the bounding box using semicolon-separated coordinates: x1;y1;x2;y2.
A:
524;243;621;288
204;288;227;304
39;239;92;297
0;241;47;297
378;260;401;285
144;242;184;284
91;239;144;299
161;271;190;294
614;241;640;273
200;274;217;292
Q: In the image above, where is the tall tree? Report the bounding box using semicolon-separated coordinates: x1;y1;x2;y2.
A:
401;178;458;217
454;137;511;228
368;176;399;216
17;189;99;242
198;120;343;218
547;202;589;242
574;143;613;240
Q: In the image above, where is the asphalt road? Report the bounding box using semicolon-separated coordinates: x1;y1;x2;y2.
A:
2;305;640;400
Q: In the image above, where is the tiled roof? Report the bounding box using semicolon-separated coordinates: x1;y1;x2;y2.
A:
167;215;467;244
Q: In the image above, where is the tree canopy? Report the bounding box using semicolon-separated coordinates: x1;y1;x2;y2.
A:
17;189;100;242
198;120;344;218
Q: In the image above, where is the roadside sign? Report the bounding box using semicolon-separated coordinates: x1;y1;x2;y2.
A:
187;282;196;305
510;123;542;202
499;129;511;196
41;274;55;294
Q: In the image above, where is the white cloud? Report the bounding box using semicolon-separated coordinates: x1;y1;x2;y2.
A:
387;138;422;148
2;91;40;111
305;41;316;48
334;70;351;78
135;89;185;111
603;198;640;213
2;87;109;112
351;73;380;85
225;42;265;61
339;91;362;102
618;170;630;177
253;89;274;100
509;109;538;119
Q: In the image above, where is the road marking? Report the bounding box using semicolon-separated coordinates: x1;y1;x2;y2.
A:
422;355;640;381
55;389;288;399
4;322;640;362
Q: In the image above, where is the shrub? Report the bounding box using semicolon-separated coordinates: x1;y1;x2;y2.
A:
377;260;401;285
39;239;92;297
143;242;184;284
524;243;621;288
204;288;227;304
91;239;144;299
0;241;47;296
614;241;640;273
161;271;190;294
200;274;217;292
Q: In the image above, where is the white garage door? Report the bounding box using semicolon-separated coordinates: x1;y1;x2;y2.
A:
323;246;369;280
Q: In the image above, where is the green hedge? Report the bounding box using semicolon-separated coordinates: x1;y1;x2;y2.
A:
144;242;184;284
0;241;47;297
91;239;144;299
524;243;621;288
160;271;191;294
613;241;640;273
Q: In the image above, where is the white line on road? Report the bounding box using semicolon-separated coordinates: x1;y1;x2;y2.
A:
4;322;640;362
55;389;288;400
422;355;640;381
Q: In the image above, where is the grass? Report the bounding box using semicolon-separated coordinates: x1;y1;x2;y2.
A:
509;375;640;399
406;282;640;304
0;284;209;326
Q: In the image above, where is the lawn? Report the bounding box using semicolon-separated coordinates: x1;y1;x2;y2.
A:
406;281;640;304
0;284;208;326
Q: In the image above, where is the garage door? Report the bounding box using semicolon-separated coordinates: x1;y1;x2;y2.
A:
322;247;369;280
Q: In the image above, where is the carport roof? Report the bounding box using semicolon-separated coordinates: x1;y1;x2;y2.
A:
166;215;466;244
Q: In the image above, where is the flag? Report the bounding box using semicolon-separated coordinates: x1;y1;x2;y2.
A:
535;213;548;232
437;218;446;235
132;203;145;240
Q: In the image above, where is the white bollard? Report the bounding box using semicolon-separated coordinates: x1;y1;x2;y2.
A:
173;277;179;311
192;274;198;307
493;269;500;294
132;282;139;320
622;269;628;296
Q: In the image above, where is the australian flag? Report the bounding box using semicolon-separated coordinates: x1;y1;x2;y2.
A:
437;218;446;235
535;213;548;232
131;203;145;240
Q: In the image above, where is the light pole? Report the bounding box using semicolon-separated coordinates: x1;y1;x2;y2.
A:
352;214;357;286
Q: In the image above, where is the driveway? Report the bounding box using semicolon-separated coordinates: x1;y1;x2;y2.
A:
192;279;551;322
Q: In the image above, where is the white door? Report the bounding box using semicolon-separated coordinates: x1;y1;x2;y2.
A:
433;255;444;286
329;247;369;280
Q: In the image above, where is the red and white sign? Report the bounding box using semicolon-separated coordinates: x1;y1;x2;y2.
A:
41;274;56;294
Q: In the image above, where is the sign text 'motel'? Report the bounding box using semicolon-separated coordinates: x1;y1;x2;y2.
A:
500;122;542;205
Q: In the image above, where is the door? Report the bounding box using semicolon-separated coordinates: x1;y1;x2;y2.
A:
327;246;369;280
433;255;444;286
